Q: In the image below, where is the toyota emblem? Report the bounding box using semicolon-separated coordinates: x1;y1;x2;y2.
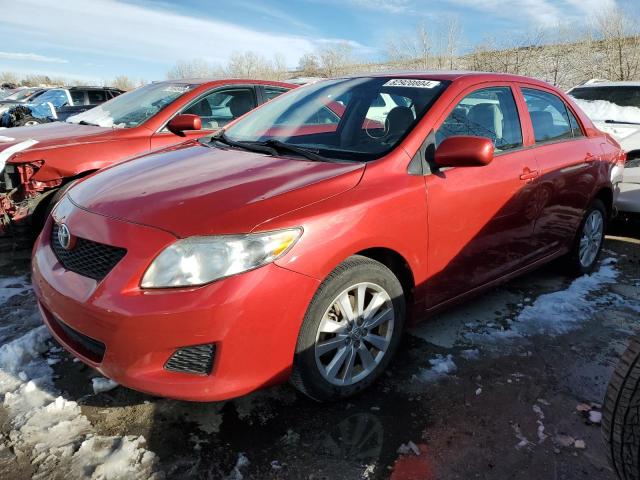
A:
57;223;73;250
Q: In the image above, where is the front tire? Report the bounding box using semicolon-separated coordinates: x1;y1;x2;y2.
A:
566;198;607;275
291;255;405;402
15;115;45;127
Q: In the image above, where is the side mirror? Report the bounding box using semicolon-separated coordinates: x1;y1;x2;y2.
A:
167;114;201;137
435;136;494;168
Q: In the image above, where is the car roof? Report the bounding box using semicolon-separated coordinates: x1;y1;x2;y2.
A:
67;86;120;90
339;71;555;87
159;78;294;87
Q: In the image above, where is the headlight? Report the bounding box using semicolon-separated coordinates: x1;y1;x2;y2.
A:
140;228;302;288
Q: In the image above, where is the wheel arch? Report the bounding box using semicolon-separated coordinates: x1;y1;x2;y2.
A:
626;149;640;161
354;247;415;304
594;186;613;219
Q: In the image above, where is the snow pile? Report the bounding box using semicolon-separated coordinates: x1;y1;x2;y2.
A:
69;436;158;480
460;349;480;361
226;452;250;480
572;97;640;124
92;377;119;395
0;279;161;479
419;354;457;382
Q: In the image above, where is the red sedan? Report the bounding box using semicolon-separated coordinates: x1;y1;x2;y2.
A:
32;73;624;402
0;79;293;238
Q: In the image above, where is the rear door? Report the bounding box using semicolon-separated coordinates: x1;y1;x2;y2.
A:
425;84;539;307
519;86;598;256
150;86;259;149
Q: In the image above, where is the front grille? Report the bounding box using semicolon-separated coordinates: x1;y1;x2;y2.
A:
165;344;216;376
51;224;126;281
46;309;106;363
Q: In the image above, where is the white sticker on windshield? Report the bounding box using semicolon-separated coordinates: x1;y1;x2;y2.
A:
163;85;190;94
383;79;441;89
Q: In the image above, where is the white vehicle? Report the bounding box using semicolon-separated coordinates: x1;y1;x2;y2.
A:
568;81;640;214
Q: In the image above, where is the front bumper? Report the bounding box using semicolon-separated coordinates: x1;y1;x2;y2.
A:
32;205;319;401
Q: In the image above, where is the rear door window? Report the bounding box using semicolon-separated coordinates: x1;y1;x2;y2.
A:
70;90;86;106
522;88;574;143
263;87;289;102
436;86;523;152
87;90;108;104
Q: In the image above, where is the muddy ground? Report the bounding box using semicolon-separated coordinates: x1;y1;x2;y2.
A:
0;220;639;480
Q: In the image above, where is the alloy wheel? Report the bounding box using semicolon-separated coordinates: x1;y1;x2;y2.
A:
314;282;394;386
579;209;604;268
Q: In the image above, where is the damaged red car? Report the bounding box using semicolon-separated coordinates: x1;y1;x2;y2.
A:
0;79;293;241
32;73;623;402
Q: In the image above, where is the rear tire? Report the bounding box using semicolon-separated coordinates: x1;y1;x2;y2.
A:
291;255;405;402
603;336;640;480
566;198;607;275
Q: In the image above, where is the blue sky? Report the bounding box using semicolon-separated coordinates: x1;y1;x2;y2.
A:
0;0;635;83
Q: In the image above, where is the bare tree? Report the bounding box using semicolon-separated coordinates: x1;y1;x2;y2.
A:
167;59;222;79
298;52;322;77
592;6;640;81
318;42;354;77
0;71;20;87
443;16;461;70
386;22;431;70
111;75;136;91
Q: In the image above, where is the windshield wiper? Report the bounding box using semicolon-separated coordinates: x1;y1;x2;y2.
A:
605;119;640;125
78;120;100;126
259;139;329;162
210;132;278;156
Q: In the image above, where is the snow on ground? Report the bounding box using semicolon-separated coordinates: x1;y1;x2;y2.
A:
419;354;457;382
0;277;160;479
411;257;640;384
465;257;623;344
571;97;640;124
0;276;29;305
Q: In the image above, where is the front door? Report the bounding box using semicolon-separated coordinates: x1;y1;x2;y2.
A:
424;85;539;308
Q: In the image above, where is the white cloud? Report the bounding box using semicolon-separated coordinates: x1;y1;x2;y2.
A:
0;0;355;69
449;0;619;27
0;51;68;63
344;0;411;13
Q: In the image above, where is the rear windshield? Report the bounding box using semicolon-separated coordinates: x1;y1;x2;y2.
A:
569;86;640;108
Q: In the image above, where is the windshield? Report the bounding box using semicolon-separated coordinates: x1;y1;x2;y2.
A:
224;77;449;161
66;82;194;128
570;86;640;108
30;89;69;108
4;89;39;102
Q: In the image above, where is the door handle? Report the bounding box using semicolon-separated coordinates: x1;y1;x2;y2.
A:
584;152;598;162
519;167;539;181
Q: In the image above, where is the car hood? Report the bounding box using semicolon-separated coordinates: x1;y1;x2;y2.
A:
0;121;118;156
69;142;365;237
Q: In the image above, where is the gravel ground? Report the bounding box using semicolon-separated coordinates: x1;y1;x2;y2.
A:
0;219;638;480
